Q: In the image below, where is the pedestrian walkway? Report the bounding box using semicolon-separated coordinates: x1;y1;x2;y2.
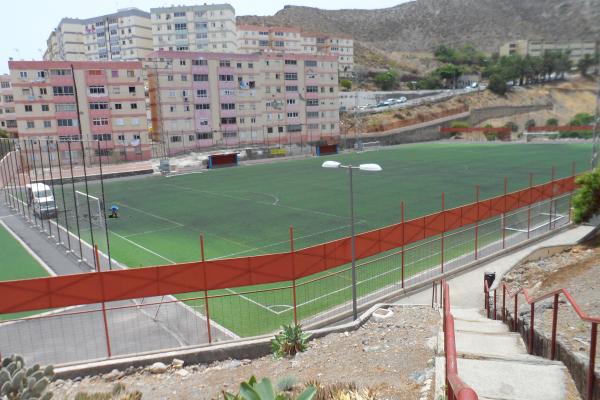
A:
451;307;577;399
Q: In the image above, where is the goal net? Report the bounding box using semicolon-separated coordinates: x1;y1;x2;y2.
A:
523;131;560;143
75;190;104;228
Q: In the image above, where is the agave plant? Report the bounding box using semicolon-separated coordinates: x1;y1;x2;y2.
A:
223;376;315;400
271;324;311;359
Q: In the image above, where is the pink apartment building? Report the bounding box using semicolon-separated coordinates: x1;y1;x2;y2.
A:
8;60;151;162
147;50;340;154
0;74;17;136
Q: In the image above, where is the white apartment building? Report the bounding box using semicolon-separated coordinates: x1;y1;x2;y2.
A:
44;8;153;61
0;74;17;136
151;4;237;52
499;39;598;64
146;50;339;154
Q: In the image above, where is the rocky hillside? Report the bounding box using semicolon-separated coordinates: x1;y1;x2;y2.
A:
239;0;600;54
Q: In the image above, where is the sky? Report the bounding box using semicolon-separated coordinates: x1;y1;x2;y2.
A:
0;0;408;74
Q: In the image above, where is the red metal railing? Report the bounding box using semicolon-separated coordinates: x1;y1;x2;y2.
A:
441;280;479;400
484;278;599;399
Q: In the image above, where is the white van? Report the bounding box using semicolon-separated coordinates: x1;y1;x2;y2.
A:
25;183;57;218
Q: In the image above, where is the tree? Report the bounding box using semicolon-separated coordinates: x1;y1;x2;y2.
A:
0;129;8;138
340;79;352;91
525;119;536;130
433;64;464;88
488;74;508;95
504;121;519;132
569;113;594;126
374;70;399;90
417;75;443;90
578;54;595;77
546;118;559;126
572;167;600;223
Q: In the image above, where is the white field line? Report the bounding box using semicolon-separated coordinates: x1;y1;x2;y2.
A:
0;219;56;277
122;225;182;238
111;231;177;265
164;183;366;223
115;202;184;227
5;193;239;340
165;171;204;178
224;288;279;315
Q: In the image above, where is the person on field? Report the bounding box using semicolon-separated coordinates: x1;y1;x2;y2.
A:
110;205;119;218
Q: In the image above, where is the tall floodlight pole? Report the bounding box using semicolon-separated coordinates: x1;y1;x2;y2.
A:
592;57;600;168
322;160;382;320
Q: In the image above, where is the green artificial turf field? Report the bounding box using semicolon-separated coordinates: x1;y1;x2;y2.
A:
45;142;592;335
0;222;49;281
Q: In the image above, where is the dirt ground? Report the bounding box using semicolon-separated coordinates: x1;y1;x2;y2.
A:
503;234;600;368
50;306;440;400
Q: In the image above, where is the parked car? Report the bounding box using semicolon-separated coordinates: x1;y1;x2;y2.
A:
25;182;57;219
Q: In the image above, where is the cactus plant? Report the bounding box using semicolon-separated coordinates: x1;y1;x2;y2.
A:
271;324;311;359
223;376;316;400
0;355;54;400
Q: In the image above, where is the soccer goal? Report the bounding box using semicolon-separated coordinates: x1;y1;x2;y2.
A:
75;190;105;228
523;132;560;143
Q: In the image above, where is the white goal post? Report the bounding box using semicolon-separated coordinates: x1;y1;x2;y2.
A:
75;190;104;228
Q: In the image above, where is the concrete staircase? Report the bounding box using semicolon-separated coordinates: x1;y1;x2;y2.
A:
451;307;579;400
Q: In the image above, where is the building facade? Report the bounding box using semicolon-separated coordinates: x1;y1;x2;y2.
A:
146;51;339;154
151;4;237;52
44;8;153;61
499;39;598;64
0;75;17;136
8;61;151;161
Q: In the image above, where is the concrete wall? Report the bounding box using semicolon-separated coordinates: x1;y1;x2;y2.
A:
468;104;552;126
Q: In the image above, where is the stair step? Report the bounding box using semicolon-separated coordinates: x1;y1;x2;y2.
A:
456;331;527;357
451;307;488;322
455;319;510;334
458;357;570;400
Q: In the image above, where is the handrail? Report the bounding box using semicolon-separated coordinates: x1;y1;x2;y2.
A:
442;280;479;400
484;277;598;399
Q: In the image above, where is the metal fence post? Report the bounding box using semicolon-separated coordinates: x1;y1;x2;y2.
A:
474;185;480;260
37;139;52;237
95;245;112;358
549;166;555;230
502;177;507;249
401;201;405;288
529;302;535;354
200;235;212;344
588;322;597;400
55;143;71;251
568;162;576;224
551;293;559;360
441;192;445;273
527;173;533;239
493;289;497;320
502;285;507;322
0;140;11;207
514;294;518;332
290;226;298;325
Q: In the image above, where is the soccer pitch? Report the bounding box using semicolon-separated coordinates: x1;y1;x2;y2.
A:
46;142;594;335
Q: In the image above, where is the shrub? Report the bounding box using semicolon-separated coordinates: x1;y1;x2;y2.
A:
546;118;559;127
572;167;600;224
0;354;54;400
223;376;316;400
504;122;518;132
276;376;297;392
340;79;352;91
488;74;508;95
525;119;536;130
271;324;311;358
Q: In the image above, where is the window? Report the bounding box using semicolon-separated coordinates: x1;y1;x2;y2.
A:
179;60;187;66
192;59;208;66
330;87;334;93
19;71;28;79
89;86;106;95
306;85;318;93
170;135;182;143
195;104;210;110
196;89;207;98
41;104;50;112
112;87;120;95
278;126;284;133
219;75;234;81
174;11;185;17
219;60;231;67
306;99;319;106
26;121;35;129
223;131;237;138
193;74;208;81
287;99;296;105
308;123;319;130
39;88;47;95
111;70;119;78
307;111;319;119
114;103;122;110
128;86;136;94
248;63;253;69
285;59;297;65
43;121;52;128
285;85;298;92
221;103;235;110
0;82;10;89
95;149;112;157
92;133;112;141
132;118;140;125
287;124;302;132
88;70;102;76
167;75;174;82
174;23;187;30
115;118;124;126
24;105;33;112
196;132;212;140
220;117;236;124
267;127;273;133
305;60;317;67
287;112;299;118
236;63;242;69
55;104;76;112
130;103;138;110
117;134;125;141
89;102;109;110
50;69;71;76
22;88;31;96
57;119;75;127
284;73;298;80
92;117;109;126
52;86;74;96
198;119;209;126
181;74;187;81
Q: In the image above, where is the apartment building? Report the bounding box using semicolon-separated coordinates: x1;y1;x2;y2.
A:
151;4;237;52
236;25;354;77
44;8;153;61
8;61;151;161
0;75;17;136
146;51;339;153
499;39;598;64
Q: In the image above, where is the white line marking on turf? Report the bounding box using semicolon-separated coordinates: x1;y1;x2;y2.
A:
224;288;279;315
122;225;182;238
0;219;56;277
111;231;177;265
115;202;184;227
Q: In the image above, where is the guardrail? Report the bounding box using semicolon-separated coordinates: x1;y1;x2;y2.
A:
441;279;479;400
484;278;599;399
